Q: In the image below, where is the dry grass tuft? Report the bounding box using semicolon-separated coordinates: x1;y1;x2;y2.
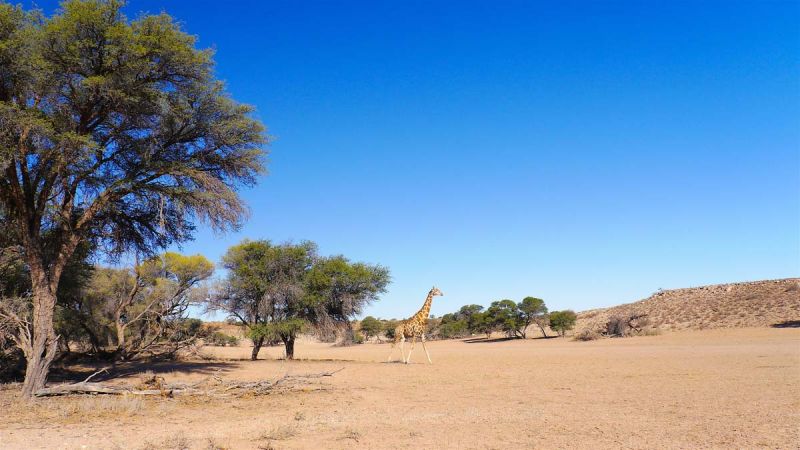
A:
204;437;229;450
573;329;601;341
258;424;297;441
45;395;145;419
141;432;191;450
340;427;361;442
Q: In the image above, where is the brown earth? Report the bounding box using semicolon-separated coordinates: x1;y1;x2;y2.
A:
577;278;800;334
1;327;799;449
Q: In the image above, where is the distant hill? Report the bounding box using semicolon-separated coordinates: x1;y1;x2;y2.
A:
576;278;800;333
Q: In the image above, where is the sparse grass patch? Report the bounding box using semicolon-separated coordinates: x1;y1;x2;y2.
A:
141;432;191;450
340;427;361;442
258;424;297;441
41;395;147;420
204;437;229;450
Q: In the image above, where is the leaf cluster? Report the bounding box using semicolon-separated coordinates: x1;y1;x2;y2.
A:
208;239;390;354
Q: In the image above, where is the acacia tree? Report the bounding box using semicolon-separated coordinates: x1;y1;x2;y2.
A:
210;240;316;360
0;1;265;397
358;316;382;341
209;240;389;360
486;299;525;338
85;252;213;359
469;311;494;339
304;255;389;344
518;296;549;338
549;310;577;337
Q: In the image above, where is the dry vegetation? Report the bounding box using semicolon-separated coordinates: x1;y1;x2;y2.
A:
2;278;799;448
576;278;800;334
1;327;799;449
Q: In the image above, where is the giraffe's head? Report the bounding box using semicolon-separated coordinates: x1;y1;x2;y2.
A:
430;286;444;296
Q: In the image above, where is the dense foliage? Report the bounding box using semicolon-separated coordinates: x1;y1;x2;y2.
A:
0;0;266;396
207;240;389;359
358;316;383;340
414;296;560;340
549;310;577;337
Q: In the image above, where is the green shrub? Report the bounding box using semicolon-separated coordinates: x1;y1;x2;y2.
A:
383;319;399;339
549;310;577;337
439;318;468;339
359;316;382;340
206;332;240;347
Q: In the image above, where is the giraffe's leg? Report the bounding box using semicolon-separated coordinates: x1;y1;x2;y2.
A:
400;336;406;363
406;336;417;364
421;334;432;364
387;341;395;363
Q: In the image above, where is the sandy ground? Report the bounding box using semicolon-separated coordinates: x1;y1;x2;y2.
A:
1;327;798;449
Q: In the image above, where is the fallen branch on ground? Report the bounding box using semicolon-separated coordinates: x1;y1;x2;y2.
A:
33;367;344;398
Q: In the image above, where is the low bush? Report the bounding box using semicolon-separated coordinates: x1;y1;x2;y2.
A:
205;332;240;347
573;329;601;341
605;313;653;337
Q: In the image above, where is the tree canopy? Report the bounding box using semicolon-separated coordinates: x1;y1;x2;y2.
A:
435;297;551;340
208;240;389;359
549;310;577;337
358;316;383;341
518;297;549;338
0;0;266;397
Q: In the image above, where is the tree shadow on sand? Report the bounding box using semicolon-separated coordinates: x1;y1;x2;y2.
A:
461;335;560;344
771;320;800;328
49;360;237;383
462;337;519;344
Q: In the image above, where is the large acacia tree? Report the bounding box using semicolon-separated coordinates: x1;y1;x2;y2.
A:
0;1;266;397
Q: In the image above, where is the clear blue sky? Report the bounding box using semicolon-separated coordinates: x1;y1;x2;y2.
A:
32;1;800;319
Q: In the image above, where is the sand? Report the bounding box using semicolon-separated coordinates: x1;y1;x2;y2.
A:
1;327;798;449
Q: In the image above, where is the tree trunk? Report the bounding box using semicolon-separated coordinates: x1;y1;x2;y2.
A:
283;336;295;360
21;284;60;398
250;336;264;361
114;312;127;360
537;323;548;338
59;338;71;354
80;322;101;354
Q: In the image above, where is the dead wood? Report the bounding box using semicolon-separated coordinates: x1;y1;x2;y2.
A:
33;367;344;398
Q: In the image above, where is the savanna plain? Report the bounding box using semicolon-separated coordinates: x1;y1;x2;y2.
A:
1;327;798;449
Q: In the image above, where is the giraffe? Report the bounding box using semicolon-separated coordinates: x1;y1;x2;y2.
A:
387;286;443;364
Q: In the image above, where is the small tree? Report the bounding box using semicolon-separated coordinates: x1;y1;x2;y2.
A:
304;255;389;344
382;319;399;340
549;310;577;337
486;299;526;338
518;297;549;338
438;313;468;339
86;252;213;359
209;240;315;360
208;240;389;359
469;311;494;339
359;316;382;341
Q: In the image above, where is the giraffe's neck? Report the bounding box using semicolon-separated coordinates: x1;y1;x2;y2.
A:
412;291;435;322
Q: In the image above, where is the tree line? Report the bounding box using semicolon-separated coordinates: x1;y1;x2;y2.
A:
0;239;389;376
358;298;577;342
